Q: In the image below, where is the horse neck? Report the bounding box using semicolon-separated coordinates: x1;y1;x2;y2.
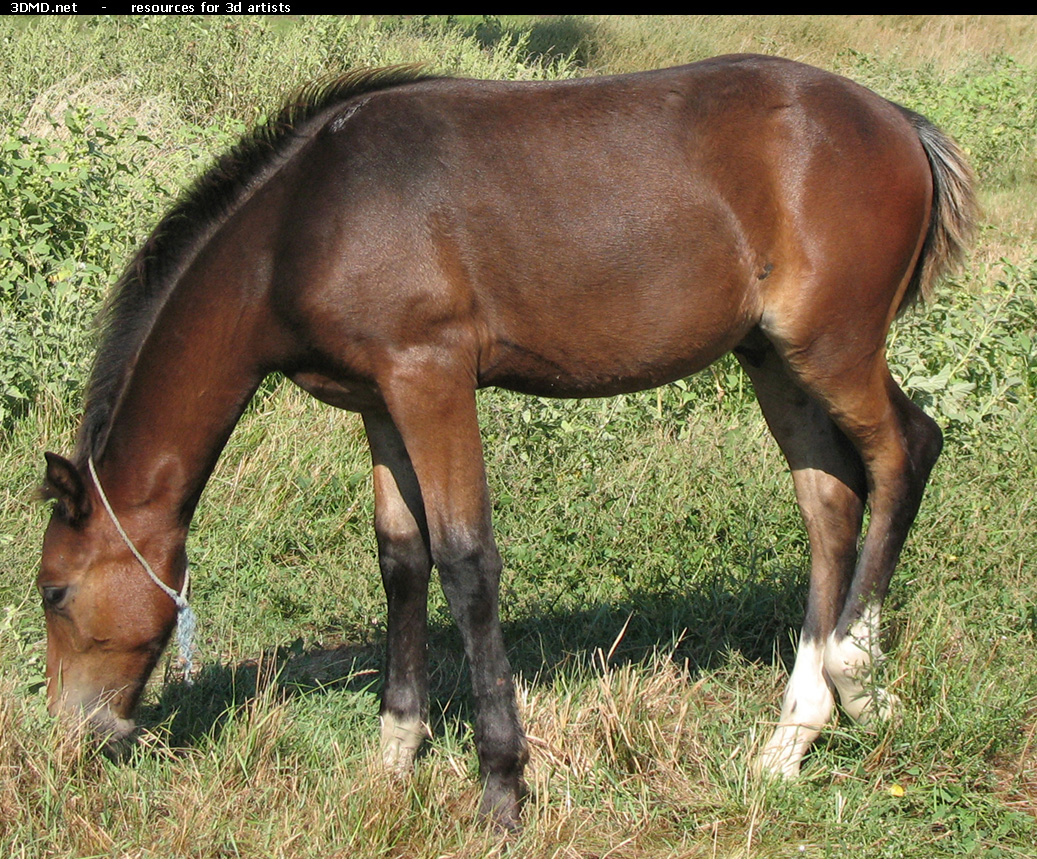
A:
92;255;279;529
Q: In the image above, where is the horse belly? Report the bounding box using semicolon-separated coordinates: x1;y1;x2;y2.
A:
462;197;761;397
477;275;757;398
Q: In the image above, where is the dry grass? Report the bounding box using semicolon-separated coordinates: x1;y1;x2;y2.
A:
584;15;1037;74
18;75;174;140
0;654;760;857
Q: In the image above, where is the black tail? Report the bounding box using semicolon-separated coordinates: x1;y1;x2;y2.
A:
896;106;978;314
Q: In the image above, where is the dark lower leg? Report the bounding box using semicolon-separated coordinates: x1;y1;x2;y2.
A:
379;377;528;828
364;411;433;770
379;536;432;769
437;540;528;828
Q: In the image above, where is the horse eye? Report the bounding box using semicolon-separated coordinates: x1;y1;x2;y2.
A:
41;585;70;611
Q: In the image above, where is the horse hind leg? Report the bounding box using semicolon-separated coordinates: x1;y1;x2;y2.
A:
820;376;942;725
736;342;867;777
363;410;434;773
756;318;942;769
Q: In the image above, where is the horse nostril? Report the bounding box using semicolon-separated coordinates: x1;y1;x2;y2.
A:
41;585;69;610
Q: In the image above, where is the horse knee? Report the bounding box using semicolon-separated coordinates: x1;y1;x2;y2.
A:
432;530;503;623
378;529;431;592
431;526;500;572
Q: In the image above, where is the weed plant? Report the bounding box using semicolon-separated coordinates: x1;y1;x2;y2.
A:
1;15;1035;858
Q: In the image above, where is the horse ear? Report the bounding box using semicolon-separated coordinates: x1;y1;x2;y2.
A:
41;452;92;524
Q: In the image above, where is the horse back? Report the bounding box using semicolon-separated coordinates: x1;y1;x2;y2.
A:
265;55;932;400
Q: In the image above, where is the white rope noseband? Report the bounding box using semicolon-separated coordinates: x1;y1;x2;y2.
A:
87;457;197;684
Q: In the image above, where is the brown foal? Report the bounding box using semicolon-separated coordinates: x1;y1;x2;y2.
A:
38;56;975;828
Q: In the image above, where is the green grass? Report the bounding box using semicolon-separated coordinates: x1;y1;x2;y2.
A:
2;15;1036;858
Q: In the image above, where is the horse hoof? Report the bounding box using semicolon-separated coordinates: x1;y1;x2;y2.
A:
478;777;526;832
852;689;900;728
752;719;825;780
752;746;802;780
379;713;426;773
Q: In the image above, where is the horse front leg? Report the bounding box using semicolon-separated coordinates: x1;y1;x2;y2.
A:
363;411;434;773
380;369;528;830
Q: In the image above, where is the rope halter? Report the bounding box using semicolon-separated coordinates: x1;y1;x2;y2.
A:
87;457;197;684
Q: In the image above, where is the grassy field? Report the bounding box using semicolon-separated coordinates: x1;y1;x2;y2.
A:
2;15;1036;858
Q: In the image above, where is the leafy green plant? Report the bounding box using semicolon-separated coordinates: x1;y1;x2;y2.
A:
889;262;1037;440
0;108;160;428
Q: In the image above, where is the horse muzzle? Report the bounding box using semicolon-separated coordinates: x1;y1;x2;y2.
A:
48;682;139;758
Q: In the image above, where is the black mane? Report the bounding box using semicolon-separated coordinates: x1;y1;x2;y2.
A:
75;66;437;463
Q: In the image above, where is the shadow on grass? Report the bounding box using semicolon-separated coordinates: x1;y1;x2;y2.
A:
139;562;806;750
449;15;596;69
